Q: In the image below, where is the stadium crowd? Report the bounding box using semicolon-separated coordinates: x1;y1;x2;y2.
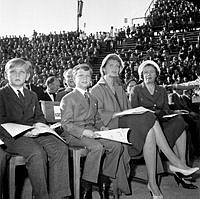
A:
0;0;199;90
147;0;200;32
115;0;200;88
0;30;105;87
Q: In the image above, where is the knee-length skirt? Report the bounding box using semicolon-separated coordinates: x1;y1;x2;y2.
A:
119;112;187;157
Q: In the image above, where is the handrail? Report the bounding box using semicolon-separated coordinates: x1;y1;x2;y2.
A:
145;0;155;19
131;0;156;25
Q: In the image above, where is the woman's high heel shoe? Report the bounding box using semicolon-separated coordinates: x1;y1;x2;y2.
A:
169;165;199;176
174;173;198;189
147;183;163;199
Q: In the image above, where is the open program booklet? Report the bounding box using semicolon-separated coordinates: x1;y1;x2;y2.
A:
1;122;65;143
94;128;131;144
0;139;4;145
162;110;189;118
114;106;154;117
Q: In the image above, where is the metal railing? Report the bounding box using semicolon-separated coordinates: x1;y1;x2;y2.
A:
145;0;156;19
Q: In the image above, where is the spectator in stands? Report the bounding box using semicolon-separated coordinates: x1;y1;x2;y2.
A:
135;38;143;50
168;19;174;32
93;74;100;85
23;60;45;101
0;79;8;88
171;88;200;157
117;28;126;46
126;26;131;38
56;69;75;101
104;33;112;51
188;17;195;31
130;24;136;37
42;76;60;101
125;77;137;97
91;54;199;198
129;60;198;189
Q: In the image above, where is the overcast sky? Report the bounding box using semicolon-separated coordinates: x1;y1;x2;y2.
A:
0;0;152;37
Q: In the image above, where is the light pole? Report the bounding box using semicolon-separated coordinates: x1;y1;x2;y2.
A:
77;0;83;32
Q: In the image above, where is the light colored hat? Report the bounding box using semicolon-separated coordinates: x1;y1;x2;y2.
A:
138;60;160;80
100;53;124;76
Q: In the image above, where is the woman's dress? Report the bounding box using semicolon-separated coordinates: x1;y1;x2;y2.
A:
130;83;187;149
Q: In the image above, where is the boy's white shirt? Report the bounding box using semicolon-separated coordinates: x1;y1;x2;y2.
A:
75;87;87;96
10;85;24;97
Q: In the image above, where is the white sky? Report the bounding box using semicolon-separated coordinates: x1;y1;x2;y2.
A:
0;0;152;37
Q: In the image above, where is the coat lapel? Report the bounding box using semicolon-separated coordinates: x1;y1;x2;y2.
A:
74;89;89;108
5;85;24;108
140;83;161;103
98;77;123;112
23;88;34;109
153;85;162;102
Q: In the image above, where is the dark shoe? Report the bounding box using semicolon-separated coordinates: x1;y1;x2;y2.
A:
99;184;110;199
99;175;110;199
81;189;92;199
81;179;92;199
113;192;120;199
174;173;198;189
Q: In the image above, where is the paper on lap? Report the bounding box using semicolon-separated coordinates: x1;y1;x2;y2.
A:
1;123;34;137
94;128;131;144
1;122;65;143
0;139;4;145
115;106;154;117
162;110;189;118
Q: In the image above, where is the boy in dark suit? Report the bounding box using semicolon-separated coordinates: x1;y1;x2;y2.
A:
0;58;71;199
60;64;124;199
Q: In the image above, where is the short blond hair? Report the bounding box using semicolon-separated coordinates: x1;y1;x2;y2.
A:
4;58;29;73
72;63;93;78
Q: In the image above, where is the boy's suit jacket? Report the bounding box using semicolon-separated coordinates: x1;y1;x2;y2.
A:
0;84;46;145
60;89;103;142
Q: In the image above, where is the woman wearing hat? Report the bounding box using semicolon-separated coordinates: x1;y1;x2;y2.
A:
91;54;198;199
129;60;198;190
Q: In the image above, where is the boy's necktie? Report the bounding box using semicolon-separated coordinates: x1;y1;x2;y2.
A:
17;90;25;104
26;84;30;90
84;92;90;105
